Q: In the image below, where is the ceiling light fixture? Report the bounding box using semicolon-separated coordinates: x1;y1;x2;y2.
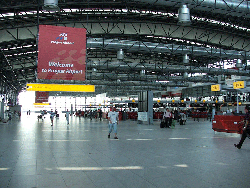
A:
236;59;242;68
117;49;124;60
183;54;189;64
43;0;60;11
183;72;189;79
178;4;191;25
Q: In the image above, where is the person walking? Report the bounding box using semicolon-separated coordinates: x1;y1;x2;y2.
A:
89;110;93;120
65;109;70;125
234;106;250;149
18;111;21;120
99;109;103;121
108;107;119;139
50;110;55;126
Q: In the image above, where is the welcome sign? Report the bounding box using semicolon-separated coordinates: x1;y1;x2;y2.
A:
37;25;86;81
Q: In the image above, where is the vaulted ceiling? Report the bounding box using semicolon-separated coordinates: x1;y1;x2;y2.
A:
1;0;250;98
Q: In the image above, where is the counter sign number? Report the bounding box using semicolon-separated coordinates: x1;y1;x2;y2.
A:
211;84;221;91
233;81;245;89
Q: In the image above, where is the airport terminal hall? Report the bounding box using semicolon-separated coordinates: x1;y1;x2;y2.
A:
1;0;250;188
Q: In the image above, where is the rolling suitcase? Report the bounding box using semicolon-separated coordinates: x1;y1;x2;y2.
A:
180;119;183;125
160;119;165;128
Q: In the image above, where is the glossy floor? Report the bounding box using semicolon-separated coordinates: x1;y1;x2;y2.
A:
0;114;249;188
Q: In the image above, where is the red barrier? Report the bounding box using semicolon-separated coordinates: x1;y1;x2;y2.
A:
192;112;208;118
153;112;163;119
119;111;123;121
127;112;138;120
212;115;244;134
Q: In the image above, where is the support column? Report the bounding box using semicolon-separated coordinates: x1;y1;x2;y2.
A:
147;91;153;125
0;102;4;119
138;91;153;125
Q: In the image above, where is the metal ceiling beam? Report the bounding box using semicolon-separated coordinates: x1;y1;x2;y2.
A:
87;38;249;59
1;21;250;50
38;79;189;87
1;0;249;97
132;0;250;18
86;72;217;83
2;37;248;62
88;61;249;76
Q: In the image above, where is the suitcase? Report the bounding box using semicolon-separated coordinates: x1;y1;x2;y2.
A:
160;120;165;128
180;119;183;125
171;120;175;127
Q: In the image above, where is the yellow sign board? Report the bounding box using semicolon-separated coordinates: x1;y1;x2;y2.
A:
33;103;50;106
211;84;221;91
233;81;245;89
27;83;95;92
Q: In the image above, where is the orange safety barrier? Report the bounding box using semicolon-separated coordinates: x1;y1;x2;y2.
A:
212;115;244;134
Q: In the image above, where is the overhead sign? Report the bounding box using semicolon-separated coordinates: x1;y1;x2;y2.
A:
26;83;95;92
37;25;86;81
33;103;51;106
233;81;245;89
211;84;221;91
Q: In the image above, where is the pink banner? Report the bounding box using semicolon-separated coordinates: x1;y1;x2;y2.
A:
37;25;86;81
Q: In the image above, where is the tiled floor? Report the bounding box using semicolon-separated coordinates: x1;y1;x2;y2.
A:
0;113;250;188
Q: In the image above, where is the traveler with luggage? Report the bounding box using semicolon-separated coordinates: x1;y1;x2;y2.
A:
179;110;187;125
163;108;172;128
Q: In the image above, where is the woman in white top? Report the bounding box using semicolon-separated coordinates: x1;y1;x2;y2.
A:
163;108;172;128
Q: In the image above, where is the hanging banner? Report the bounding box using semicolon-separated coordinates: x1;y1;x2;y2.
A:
37;25;86;81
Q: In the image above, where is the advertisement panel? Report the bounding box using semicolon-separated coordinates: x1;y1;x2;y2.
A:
35;91;49;103
37;25;86;81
